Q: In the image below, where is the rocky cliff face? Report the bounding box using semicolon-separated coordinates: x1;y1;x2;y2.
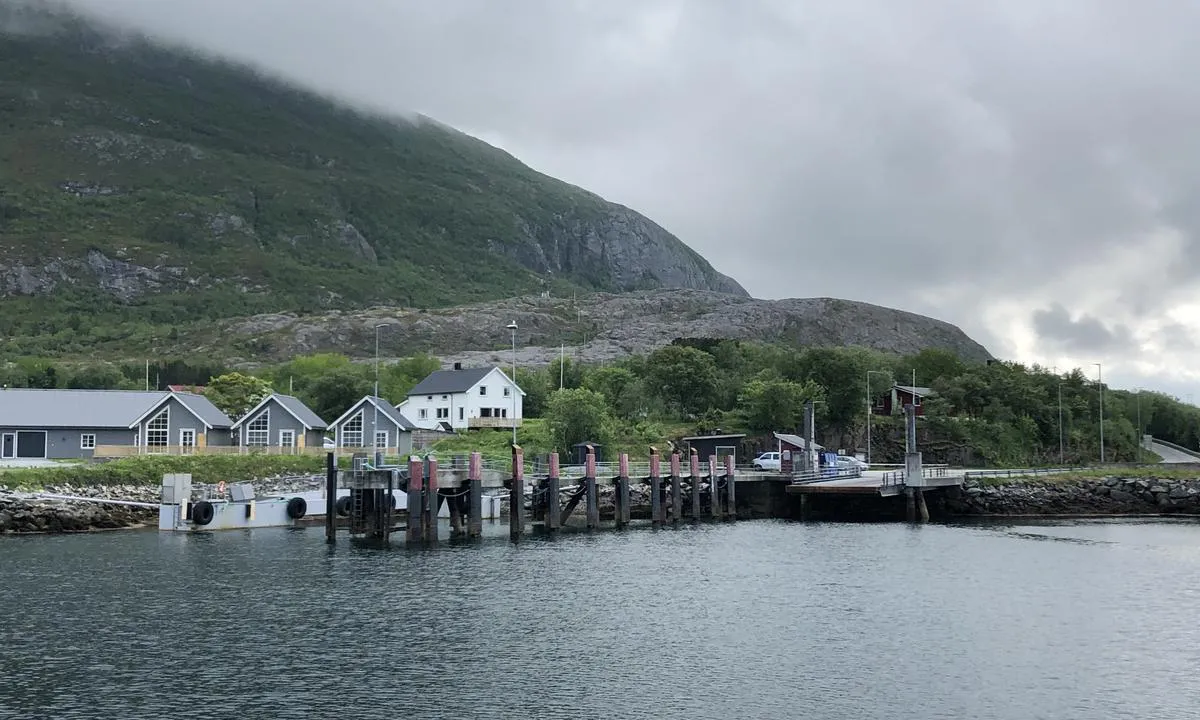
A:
200;289;992;365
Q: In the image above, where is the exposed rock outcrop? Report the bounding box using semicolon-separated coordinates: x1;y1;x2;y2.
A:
212;289;993;365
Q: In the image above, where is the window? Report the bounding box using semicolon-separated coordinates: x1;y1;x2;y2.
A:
375;430;389;449
279;429;296;447
418;408;428;420
426;395;433;401
503;387;510;397
458;407;464;420
340;410;363;447
441;395;448;400
479;386;487;396
146;407;169;447
246;410;270;446
179;429;196;448
481;408;492;418
499;408;507;418
436;407;449;419
80;434;96;450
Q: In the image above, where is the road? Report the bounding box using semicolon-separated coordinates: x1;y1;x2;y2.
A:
1149;441;1200;464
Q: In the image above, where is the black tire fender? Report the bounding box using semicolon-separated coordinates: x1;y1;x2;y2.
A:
286;497;307;519
192;500;215;526
335;496;351;517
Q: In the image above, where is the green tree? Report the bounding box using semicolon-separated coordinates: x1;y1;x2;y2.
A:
515;367;550;418
583;366;643;419
304;368;372;422
738;373;827;433
67;363;130;389
545;388;612;451
644;345;719;416
206;372;274;419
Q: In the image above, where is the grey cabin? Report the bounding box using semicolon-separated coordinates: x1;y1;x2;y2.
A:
330;396;416;455
230;393;328;449
0;389;234;460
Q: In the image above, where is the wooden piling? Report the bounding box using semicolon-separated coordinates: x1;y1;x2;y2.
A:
724;455;737;520
670;453;683;524
406;457;424;544
649;449;663;527
546;452;561;532
324;452;336;544
467;452;483;538
689;450;701;521
708;455;721;520
424;455;439;544
510;445;525;541
616;453;631;528
585;446;599;529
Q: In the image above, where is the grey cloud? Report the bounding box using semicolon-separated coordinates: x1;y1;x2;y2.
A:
38;0;1200;395
1032;304;1134;354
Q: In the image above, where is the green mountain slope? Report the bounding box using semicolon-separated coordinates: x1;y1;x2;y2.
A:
0;6;745;354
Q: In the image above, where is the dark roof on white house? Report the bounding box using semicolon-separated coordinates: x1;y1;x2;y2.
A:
407;367;495;396
0;389;233;429
330;396;415;431
231;393;328;430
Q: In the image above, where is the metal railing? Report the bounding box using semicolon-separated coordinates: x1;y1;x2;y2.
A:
789;467;864;485
962;467;1079;479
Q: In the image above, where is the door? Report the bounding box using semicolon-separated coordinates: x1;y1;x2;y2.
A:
15;431;46;459
1;433;13;459
179;429;196;454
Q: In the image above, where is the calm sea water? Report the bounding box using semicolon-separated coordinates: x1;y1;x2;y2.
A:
2;518;1199;719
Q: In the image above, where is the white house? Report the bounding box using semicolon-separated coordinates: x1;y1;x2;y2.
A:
398;363;524;431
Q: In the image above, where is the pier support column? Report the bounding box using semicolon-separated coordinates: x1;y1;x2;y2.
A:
585;447;599;529
546;452;561;532
467;452;483;538
406;457;424;544
691;453;700;520
670;453;683;524
423;456;439;544
724;455;737;520
799;493;809;521
905;488;916;523
324;452;336;544
916;488;930;523
615;453;631;528
649;450;663;527
708;455;721;520
510;446;525;542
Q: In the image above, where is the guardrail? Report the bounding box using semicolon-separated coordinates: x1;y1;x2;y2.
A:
961;467;1080;479
1148;438;1200;460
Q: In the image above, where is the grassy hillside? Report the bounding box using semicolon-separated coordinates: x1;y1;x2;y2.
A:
0;8;742;357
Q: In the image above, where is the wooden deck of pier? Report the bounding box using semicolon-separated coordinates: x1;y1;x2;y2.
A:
786;470;965;497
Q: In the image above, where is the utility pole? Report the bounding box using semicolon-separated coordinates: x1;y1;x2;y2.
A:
1098;364;1105;463
374;324;385;457
1057;382;1064;465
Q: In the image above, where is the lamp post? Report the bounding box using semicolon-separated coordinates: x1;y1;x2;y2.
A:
1094;362;1104;463
1136;388;1142;451
506;321;518;447
1057;381;1064;465
865;370;891;466
374;324;385;456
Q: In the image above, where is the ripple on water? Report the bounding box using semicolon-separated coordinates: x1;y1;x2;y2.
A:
1;520;1199;719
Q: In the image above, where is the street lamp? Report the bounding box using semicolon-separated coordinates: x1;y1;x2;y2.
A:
374;324;386;456
1094;362;1104;463
1057;381;1064;465
865;370;891;466
1136;388;1142;451
506;321;518;447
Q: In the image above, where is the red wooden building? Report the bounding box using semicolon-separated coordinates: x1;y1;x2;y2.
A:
874;385;932;416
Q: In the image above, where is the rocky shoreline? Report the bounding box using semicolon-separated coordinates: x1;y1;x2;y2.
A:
0;476;325;534
943;476;1200;516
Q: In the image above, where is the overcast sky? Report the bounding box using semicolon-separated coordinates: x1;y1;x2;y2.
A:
56;0;1200;400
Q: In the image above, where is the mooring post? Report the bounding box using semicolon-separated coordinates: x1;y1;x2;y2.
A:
616;453;631;528
546;452;561;531
670;453;683;524
467;452;483;538
406;456;424;544
649;448;663;527
424;455;439;544
708;455;721;520
324;452;337;544
724;455;737;520
510;445;525;541
585;446;599;529
689;450;701;521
